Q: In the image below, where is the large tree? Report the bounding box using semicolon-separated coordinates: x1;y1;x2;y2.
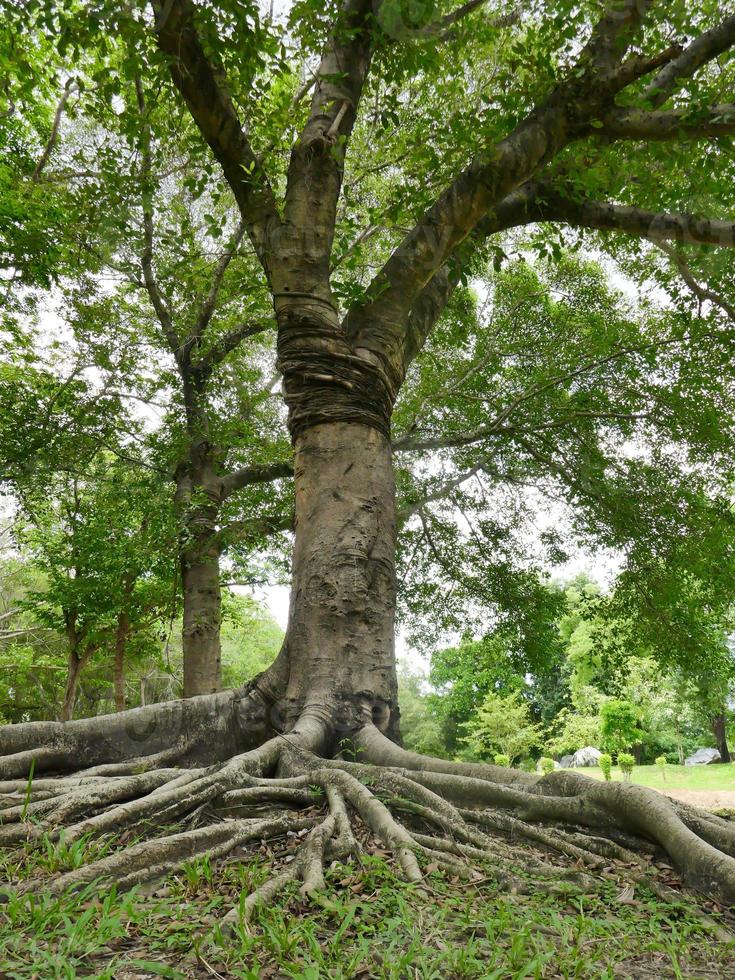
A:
4;0;735;914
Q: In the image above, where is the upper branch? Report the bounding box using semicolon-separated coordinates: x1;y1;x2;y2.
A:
600;103;735;140
193;220;246;337
32;77;77;180
643;13;735;108
150;0;280;267
220;460;295;499
190;321;272;378
343;0;652;380
524;184;735;247
135;77;180;359
280;0;376;286
414;0;520;42
657;242;735;320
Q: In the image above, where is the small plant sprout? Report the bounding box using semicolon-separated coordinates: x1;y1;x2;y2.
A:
598;754;612;782
618;753;635;783
494;753;510;768
655;756;667;781
539;757;555;775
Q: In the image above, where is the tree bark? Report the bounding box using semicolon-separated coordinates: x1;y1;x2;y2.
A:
114;611;130;712
60;649;83;722
181;545;222;698
278;422;400;743
176;451;224;699
711;712;731;763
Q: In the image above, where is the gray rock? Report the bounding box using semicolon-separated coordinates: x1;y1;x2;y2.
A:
571;746;602;767
684;747;721;766
559;755;574;769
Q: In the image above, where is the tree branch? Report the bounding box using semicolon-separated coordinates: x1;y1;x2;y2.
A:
193;220;246;337
281;0;376;284
526;184;735;247
150;0;280;266
213;511;294;552
343;0;652;380
413;0;520;42
189;321;272;378
32;78;77;180
656;242;735;321
220;460;295;500
643;13;735;109
601;103;735;140
134;77;180;359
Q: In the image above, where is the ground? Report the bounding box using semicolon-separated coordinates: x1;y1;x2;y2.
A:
2;808;735;979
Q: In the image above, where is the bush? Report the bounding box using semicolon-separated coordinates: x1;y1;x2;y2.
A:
494;753;510;768
598;753;612;781
618;753;635;781
462;692;541;765
539;756;556;775
655;755;667;780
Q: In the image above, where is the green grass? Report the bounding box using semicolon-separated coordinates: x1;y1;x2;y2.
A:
577;762;735;792
1;830;734;978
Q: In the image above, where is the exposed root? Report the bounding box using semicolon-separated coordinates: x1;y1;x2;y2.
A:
1;717;735;937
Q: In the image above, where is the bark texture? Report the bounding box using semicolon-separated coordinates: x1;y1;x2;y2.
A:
279;422;399;738
181;543;222;698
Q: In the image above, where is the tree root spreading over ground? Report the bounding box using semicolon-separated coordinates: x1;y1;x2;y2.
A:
1;714;735;945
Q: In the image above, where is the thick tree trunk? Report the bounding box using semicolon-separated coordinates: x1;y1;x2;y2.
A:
278;422;399;743
114;611;130;712
711;712;731;763
181;547;222;698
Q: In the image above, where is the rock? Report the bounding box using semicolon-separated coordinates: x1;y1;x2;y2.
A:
571;746;602;767
684;747;721;766
559;755;574;769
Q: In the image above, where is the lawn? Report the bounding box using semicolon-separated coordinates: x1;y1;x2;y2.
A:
576;762;735;792
1;826;734;978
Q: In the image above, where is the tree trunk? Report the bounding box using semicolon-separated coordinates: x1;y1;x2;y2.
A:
278;422;400;743
114;611;130;712
60;649;83;722
711;712;731;763
181;545;222;698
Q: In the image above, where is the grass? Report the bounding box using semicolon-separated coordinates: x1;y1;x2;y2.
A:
576;762;735;792
1;826;734;978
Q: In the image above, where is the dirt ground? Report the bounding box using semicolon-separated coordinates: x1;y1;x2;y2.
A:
662;789;735;811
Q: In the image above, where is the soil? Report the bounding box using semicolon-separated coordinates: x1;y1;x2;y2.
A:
662;789;735;811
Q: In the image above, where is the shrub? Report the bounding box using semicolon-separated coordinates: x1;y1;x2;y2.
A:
494;753;510;768
618;753;635;782
598;753;612;781
539;757;555;775
655;755;667;781
462;692;541;765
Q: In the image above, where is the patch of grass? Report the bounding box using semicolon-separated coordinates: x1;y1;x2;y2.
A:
580;762;735;792
1;837;734;978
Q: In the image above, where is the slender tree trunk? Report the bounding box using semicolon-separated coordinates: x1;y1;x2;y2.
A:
60;649;83;722
711;712;731;763
278;422;400;742
176;450;224;698
114;611;130;712
181;542;222;697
